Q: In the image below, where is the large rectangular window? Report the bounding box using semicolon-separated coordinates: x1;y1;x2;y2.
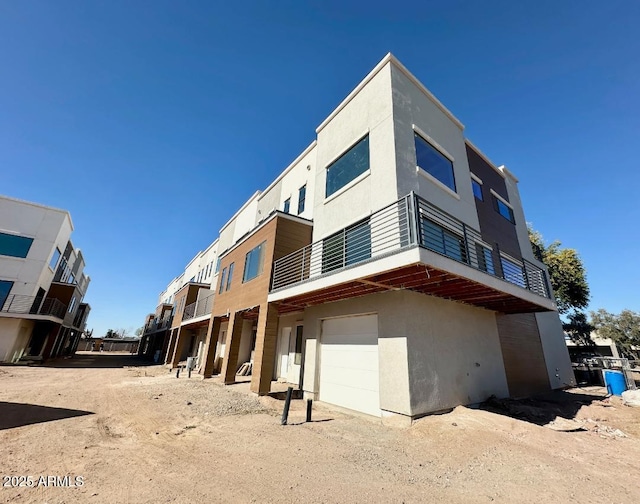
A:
414;133;456;192
49;248;61;270
243;241;266;282
0;232;34;258
321;218;371;273
297;185;306;214
495;197;515;223
476;244;495;274
420;218;466;262
0;280;14;309
219;267;227;294
226;262;234;291
326;135;370;197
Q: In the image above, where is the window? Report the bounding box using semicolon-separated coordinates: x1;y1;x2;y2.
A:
219;267;227;294
294;325;303;365
214;257;221;274
414;133;456;192
501;256;525;287
0;280;13;308
322;218;371;273
226;262;234;291
495;198;515;223
471;179;483;201
475;244;495;274
243;241;266;282
326;135;370;197
297;185;306;214
0;232;34;258
283;198;290;214
420;218;466;262
49;248;61;270
68;296;77;314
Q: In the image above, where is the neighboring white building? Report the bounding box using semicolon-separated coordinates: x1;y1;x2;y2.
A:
141;54;575;422
0;196;90;363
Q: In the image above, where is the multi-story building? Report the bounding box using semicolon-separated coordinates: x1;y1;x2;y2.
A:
143;54;575;422
0;196;91;363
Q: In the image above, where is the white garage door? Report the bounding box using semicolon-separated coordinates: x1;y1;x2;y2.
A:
319;314;380;417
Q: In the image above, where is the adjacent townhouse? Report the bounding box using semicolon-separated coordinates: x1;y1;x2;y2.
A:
142;54;575;422
0;196;91;363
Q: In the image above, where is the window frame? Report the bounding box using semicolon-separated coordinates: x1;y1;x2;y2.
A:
243;241;266;283
219;267;227;294
0;232;34;259
283;198;291;214
0;280;14;309
470;174;483;201
414;130;457;194
49;247;61;271
226;262;235;291
325;134;370;198
491;189;515;223
297;185;306;214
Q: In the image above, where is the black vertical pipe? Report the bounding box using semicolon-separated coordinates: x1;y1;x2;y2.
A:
306;399;312;422
281;386;293;425
176;367;180;378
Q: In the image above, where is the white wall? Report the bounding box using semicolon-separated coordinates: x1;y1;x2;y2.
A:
535;312;576;389
312;62;398;241
391;64;480;231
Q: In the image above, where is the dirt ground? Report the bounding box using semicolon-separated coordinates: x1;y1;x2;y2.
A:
1;352;639;504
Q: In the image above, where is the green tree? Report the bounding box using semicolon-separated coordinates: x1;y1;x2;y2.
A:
591;309;640;360
528;226;591;345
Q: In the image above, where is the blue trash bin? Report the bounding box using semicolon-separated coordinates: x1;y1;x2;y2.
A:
603;370;627;396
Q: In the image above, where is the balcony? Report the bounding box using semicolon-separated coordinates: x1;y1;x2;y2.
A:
1;294;67;320
182;293;214;323
270;193;554;314
144;317;172;334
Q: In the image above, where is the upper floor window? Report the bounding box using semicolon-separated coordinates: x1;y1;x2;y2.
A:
49;248;61;270
471;178;483;201
0;280;13;308
475;244;495;275
219;267;227;294
492;192;515;223
243;241;266;283
226;262;235;291
322;218;371;273
326;135;370;197
297;186;306;214
68;296;77;314
414;133;456;192
214;257;221;274
0;232;34;259
283;198;291;214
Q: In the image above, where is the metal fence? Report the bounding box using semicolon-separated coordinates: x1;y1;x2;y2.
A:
1;294;67;319
271;192;551;300
182;292;214;322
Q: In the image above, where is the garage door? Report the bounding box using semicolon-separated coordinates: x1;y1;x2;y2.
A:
319;314;380;417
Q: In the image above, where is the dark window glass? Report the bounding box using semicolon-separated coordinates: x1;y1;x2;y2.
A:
243;241;266;282
326;135;370;197
495;198;515;223
297;185;306;214
471;179;483;200
0;280;14;308
226;262;234;291
283;198;290;214
219;267;227;294
501;257;525;287
294;325;303;365
215;257;221;274
476;244;495;274
322;218;372;273
420;218;466;262
414;133;456;192
0;232;34;258
49;248;61;270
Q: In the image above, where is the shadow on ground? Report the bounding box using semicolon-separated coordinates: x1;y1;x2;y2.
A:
0;401;93;430
42;353;156;369
480;389;606;426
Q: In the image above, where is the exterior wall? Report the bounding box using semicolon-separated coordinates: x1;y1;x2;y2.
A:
0;318;26;362
312;62;398;241
466;143;522;260
536;312;576;389
391;64;480;231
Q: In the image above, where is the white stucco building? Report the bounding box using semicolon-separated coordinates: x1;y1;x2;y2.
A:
0;196;90;363
142;54;575;422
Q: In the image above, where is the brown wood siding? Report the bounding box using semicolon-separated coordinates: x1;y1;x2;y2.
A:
465;144;522;262
496;313;550;398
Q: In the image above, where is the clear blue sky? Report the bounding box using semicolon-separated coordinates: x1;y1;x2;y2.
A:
1;1;638;336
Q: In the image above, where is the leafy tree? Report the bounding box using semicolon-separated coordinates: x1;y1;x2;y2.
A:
591;309;640;360
528;226;591;345
135;326;143;337
105;329;116;338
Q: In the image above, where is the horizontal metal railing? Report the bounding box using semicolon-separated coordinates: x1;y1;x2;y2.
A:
182;293;214;322
271;192;551;300
1;294;67;320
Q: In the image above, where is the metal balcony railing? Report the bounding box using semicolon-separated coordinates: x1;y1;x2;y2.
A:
1;294;67;320
182;293;214;322
271;192;551;299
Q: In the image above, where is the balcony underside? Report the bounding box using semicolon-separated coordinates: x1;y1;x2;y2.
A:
274;261;554;315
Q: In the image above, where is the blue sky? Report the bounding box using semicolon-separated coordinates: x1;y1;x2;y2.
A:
1;1;638;336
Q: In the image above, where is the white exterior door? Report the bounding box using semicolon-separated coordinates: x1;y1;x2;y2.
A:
278;327;291;380
287;325;303;385
319;314;380;417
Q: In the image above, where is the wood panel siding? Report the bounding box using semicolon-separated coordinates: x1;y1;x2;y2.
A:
466;144;522;262
496;313;550;398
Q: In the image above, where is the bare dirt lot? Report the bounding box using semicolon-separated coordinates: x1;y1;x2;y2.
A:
1;352;639;504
